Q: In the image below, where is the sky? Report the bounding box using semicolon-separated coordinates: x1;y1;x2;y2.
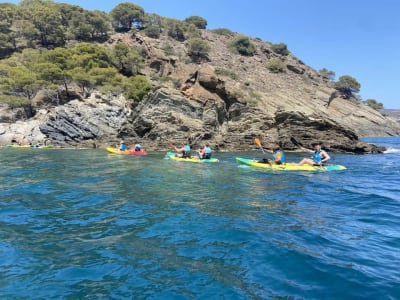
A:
3;0;400;108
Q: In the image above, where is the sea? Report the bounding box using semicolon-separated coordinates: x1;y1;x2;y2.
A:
0;137;399;299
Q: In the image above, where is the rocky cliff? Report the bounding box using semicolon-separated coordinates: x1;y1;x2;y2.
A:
1;31;399;153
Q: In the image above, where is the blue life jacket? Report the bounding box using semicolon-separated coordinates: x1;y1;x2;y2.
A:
120;143;126;151
313;150;321;162
272;149;285;163
203;146;212;159
183;145;191;157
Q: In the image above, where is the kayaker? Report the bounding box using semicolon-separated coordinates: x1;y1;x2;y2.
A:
119;140;127;151
258;143;285;164
297;143;330;166
134;142;141;151
175;144;191;158
197;143;212;159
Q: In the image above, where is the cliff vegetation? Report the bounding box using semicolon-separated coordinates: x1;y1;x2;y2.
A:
1;0;399;152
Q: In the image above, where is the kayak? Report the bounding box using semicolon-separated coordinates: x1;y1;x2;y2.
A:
165;151;219;163
236;157;346;171
7;144;53;148
106;147;148;155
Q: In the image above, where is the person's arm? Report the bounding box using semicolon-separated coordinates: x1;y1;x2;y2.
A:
262;147;272;153
300;146;313;153
320;151;330;163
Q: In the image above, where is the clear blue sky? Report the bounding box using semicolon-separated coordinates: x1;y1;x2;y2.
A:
4;0;400;108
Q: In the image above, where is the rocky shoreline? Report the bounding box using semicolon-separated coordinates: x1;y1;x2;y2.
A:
1;31;399;153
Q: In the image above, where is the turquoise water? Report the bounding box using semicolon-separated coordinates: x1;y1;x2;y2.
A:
0;137;399;299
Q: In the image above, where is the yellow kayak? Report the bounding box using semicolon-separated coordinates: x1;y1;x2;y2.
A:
236;157;346;171
7;144;53;148
166;152;219;163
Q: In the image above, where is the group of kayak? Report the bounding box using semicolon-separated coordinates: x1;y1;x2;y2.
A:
107;139;347;172
106;140;148;155
7;143;53;149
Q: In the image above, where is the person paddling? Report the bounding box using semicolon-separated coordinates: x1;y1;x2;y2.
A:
258;143;285;164
197;143;212;159
118;140;127;151
297;143;330;166
133;142;141;151
175;144;191;158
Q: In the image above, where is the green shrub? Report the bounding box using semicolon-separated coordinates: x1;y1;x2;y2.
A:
228;35;256;56
184;16;207;29
363;99;383;110
335;75;360;97
319;68;335;80
143;25;160;38
0;94;31;107
270;43;289;56
124;75;153;101
186;38;210;62
215;68;238;80
266;59;285;73
211;28;233;36
162;43;175;56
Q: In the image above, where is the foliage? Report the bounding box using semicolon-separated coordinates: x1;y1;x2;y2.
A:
228;35;256;56
109;43;143;76
211;28;233;36
143;25;160;38
123;75;153;101
363;98;384;110
215;68;238;80
266;59;285;73
319;68;335;80
0;3;17;57
162;42;175;56
334;75;361;97
70;9;110;40
185;23;202;39
186;38;210;62
184;16;207;29
110;2;145;31
165;18;186;41
71;43;111;70
0;94;31;107
270;43;289;56
19;0;66;47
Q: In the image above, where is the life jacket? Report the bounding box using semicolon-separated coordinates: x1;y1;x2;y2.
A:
120;144;126;151
183;145;191;157
203;146;212;159
313;150;322;162
272;149;285;163
134;144;141;151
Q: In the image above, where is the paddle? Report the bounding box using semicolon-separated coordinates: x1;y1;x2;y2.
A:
254;137;271;164
254;137;266;154
290;137;303;148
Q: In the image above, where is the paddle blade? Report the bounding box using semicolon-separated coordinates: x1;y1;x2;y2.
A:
254;138;262;148
290;137;302;147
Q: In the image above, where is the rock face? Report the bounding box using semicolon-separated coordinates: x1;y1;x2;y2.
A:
1;30;399;153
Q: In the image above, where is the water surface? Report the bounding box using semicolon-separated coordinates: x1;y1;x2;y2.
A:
0;138;399;299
